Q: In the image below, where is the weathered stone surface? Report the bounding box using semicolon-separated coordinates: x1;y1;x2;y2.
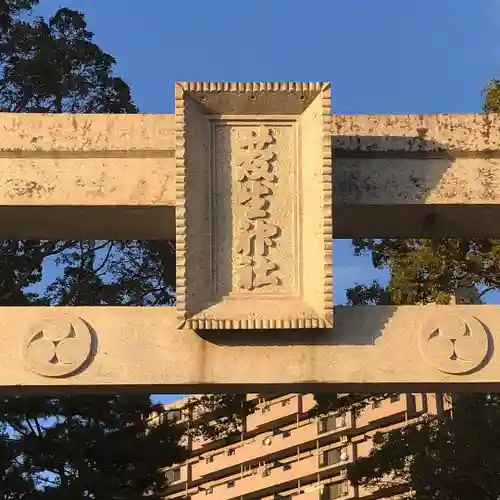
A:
0;113;175;152
0;113;176;239
335;157;500;204
3;305;499;392
333;113;500;154
175;82;333;329
0;113;499;238
2;90;500;394
332;114;500;237
0;157;175;205
3;112;499;154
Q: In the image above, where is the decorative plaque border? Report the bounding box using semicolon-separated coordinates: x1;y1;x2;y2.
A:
175;82;332;330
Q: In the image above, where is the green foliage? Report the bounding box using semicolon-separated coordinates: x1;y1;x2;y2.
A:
347;238;500;305
0;2;244;498
184;394;254;442
348;394;500;499
2;2;500;496
0;4;136;113
336;79;500;497
308;393;390;419
1;395;187;499
483;79;500;112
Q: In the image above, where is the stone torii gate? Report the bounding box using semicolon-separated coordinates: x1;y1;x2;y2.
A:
2;81;500;393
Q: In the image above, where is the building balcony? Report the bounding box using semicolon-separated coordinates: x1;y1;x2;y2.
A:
164;463;189;490
191;433;212;452
423;393;452;416
247;395;300;431
191;445;354;500
355;436;374;460
300;394;317;414
357;479;408;498
355;394;416;428
259;480;355;500
192;413;353;479
302;481;355;499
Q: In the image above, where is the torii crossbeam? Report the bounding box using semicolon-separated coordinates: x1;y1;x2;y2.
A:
2;82;500;393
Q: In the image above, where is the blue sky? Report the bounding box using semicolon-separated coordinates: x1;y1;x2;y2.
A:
31;0;500;405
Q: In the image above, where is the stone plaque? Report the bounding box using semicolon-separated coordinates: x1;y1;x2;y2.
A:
175;82;332;329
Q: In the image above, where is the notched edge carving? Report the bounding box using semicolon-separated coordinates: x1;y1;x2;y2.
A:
185;317;329;331
175;82;333;330
175;83;188;329
180;82;327;92
321;83;333;328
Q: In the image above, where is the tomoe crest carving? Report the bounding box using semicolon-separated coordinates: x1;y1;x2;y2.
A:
235;126;281;291
23;314;94;377
419;311;489;374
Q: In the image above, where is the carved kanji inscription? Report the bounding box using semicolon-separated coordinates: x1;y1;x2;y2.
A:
175;82;333;329
212;123;296;298
235;126;281;291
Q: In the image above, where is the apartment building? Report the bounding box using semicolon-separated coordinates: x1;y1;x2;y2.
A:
154;393;450;500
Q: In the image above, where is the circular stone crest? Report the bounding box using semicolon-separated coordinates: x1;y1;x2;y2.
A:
23;315;93;378
419;310;489;375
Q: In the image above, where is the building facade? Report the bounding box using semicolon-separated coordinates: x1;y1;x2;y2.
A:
155;393;450;500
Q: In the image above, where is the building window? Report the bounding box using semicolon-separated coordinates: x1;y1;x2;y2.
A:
319;448;342;467
372;400;381;409
166;468;181;483
283;430;291;438
227;481;235;488
390;394;401;402
166;409;182;422
318;417;327;434
206;455;214;464
321;482;346;500
227;448;235;456
318;415;341;434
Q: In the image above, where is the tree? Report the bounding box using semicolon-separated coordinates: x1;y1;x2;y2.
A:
0;4;136;113
0;2;245;498
183;394;253;443
1;395;188;499
347;394;500;499
332;81;500;497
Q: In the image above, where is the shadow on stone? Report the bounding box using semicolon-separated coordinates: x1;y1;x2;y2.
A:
332;133;497;238
196;305;398;347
